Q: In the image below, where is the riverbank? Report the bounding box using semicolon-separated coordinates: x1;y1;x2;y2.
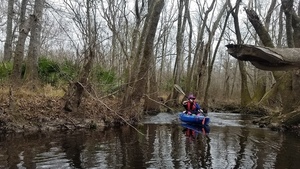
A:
1;86;299;135
211;101;300;135
0;86;126;133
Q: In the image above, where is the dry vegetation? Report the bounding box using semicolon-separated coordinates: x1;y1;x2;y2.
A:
0;85;128;133
1;84;297;134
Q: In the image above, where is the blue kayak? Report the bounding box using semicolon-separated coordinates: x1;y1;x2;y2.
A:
179;112;210;125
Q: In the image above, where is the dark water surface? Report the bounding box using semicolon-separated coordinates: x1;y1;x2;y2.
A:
0;112;300;169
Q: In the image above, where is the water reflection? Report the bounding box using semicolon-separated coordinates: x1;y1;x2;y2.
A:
181;124;210;139
0;112;300;168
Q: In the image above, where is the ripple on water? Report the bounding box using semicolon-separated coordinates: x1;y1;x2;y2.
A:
142;112;178;124
208;112;255;127
33;147;71;169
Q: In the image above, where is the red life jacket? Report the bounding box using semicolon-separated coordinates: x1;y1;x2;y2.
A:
187;102;196;111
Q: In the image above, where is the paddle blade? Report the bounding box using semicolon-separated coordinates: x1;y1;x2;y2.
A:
174;84;186;96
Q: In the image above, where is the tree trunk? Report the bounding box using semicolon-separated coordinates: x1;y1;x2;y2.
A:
122;0;164;114
203;4;229;112
3;0;15;62
251;70;267;103
226;44;300;113
11;0;31;87
169;0;185;106
24;0;45;86
185;0;194;96
223;56;230;99
64;0;96;112
229;0;252;107
144;55;160;113
121;0;143;108
251;0;276;104
241;0;300;113
195;0;216;98
244;7;286;107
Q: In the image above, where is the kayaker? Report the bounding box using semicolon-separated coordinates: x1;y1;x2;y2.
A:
182;94;203;115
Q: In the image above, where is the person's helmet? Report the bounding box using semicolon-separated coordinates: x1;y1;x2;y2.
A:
188;94;196;99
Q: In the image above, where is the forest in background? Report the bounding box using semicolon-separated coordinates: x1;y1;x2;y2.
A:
0;0;300;131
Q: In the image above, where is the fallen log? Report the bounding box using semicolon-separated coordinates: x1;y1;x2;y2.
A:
226;44;300;71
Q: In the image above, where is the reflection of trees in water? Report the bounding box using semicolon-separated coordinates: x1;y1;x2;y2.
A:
61;133;85;168
2;122;300;168
275;133;300;168
233;127;249;169
144;125;174;168
178;126;212;168
116;125;144;168
0;133;62;168
210;125;286;168
205;136;212;167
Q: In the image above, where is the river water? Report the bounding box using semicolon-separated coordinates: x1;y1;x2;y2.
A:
0;112;300;169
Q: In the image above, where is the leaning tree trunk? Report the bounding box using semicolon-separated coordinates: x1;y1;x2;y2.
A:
240;1;300;115
244;8;285;108
251;0;276;104
226;44;300;113
281;0;300;114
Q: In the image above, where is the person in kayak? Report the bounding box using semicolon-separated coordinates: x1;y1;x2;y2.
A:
182;94;204;115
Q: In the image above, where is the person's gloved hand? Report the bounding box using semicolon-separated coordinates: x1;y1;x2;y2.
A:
187;111;191;115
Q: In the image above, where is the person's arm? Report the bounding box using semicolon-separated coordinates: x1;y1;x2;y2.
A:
182;101;188;110
195;103;201;110
196;103;203;114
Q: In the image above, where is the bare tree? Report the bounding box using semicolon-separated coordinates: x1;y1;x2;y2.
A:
63;0;98;112
24;0;45;86
121;0;145;108
11;0;33;87
157;3;176;88
168;0;188;106
122;0;165;115
194;0;215;97
229;0;252;107
3;0;15;62
227;0;300;126
203;2;229;112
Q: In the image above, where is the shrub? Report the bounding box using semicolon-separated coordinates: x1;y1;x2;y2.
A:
38;57;60;85
0;62;13;80
58;59;79;82
92;66;117;92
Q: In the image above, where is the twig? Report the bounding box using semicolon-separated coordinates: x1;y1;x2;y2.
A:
143;94;174;112
77;81;145;136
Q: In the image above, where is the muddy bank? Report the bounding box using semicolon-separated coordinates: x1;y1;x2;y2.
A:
210;101;300;135
1;90;299;135
0;90;130;134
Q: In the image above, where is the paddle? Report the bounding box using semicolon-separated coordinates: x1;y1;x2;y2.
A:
174;84;207;117
174;84;187;98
